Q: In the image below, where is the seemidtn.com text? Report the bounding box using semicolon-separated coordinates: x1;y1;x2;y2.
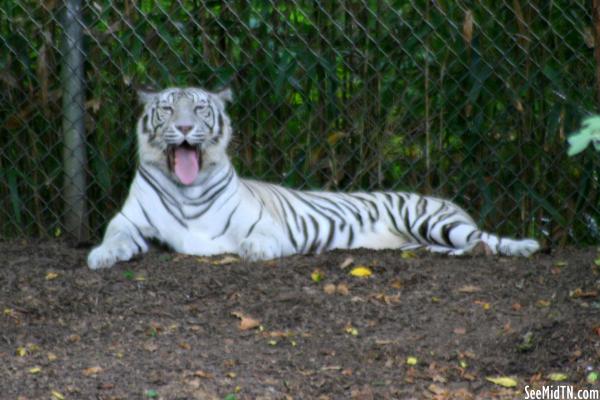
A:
524;385;599;400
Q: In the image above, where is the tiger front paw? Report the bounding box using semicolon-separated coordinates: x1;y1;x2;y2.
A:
239;235;282;262
87;240;138;270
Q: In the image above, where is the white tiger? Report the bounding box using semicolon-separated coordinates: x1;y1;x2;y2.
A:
87;86;540;269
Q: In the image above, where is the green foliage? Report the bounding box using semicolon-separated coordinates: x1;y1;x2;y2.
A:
567;116;600;156
0;1;598;244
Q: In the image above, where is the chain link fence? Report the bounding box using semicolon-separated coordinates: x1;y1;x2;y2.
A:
1;0;598;246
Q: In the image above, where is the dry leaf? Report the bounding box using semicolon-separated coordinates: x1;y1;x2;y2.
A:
212;255;239;265
339;257;354;269
536;299;551;308
83;366;103;376
457;285;481;293
29;366;42;374
311;269;324;282
350;266;372;277
194;370;214;379
570;288;598;298
428;384;448;395
390;279;403;289
231;311;261;331
46;271;59;280
323;283;336;295
486;376;517;387
51;391;65;400
336;283;349;295
547;372;568;381
406;356;418;365
453;327;467;335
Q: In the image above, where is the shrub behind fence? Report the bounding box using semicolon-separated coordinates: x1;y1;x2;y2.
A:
1;1;598;246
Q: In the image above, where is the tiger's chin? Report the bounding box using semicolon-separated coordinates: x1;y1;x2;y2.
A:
166;142;203;185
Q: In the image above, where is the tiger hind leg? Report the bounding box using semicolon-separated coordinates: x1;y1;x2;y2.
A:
422;222;539;257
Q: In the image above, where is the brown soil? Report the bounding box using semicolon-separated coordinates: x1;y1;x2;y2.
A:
1;240;599;399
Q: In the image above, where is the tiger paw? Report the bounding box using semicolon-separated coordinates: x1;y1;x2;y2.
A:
239;235;281;262
87;241;137;270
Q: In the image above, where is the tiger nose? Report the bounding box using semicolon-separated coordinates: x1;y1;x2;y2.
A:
176;125;193;135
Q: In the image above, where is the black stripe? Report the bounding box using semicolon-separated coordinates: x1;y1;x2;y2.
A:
323;217;336;251
347;225;354;247
138;168;187;228
300;216;309;253
137;199;158;231
307;215;321;253
466;229;481;242
211;201;240;239
246;206;264;238
441;221;462;247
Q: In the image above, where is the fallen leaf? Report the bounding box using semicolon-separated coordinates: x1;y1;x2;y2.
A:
453;327;467;335
428;384;448;395
145;389;158;398
47;352;58;361
339;257;354;269
231;311;260;331
311;269;324;283
336;283;349;295
83;366;103;376
390;279;403;289
406;356;418;365
570;288;598;298
554;261;568;267
345;325;359;336
458;285;481;293
28;366;42;374
194;370;214;379
401;251;416;259
46;272;59;280
474;300;491;310
51;391;65;400
178;342;191;350
587;371;599;383
486;376;517;387
323;283;336;295
350;266;372;277
536;299;551;308
547;372;568;381
16;346;27;357
143;342;158;352
212;255;239;265
511;303;522;311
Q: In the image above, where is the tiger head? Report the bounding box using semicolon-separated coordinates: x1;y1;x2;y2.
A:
136;86;233;185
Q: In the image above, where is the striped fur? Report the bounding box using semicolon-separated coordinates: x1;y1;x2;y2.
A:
87;87;539;269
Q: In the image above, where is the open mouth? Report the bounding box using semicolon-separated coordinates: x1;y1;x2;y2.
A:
167;142;202;185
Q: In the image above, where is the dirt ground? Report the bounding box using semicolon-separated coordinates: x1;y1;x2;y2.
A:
1;240;599;400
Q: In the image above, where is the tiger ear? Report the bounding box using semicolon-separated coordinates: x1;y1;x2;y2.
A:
136;86;158;104
215;87;233;104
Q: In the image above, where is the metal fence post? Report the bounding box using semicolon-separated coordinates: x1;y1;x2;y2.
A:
61;0;88;241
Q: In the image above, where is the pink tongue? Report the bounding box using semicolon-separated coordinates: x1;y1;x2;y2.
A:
174;147;199;185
